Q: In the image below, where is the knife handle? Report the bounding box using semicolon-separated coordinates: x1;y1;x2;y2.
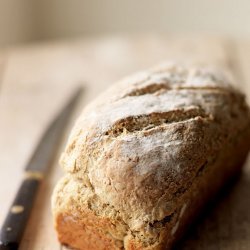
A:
0;176;41;250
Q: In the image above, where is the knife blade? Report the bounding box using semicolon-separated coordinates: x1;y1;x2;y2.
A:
0;87;83;250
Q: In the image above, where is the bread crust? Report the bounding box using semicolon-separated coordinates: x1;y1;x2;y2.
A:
52;62;250;249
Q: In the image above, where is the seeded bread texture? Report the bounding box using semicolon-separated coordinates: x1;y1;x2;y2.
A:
52;62;250;250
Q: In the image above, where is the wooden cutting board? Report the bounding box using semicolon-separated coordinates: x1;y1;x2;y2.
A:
0;35;250;250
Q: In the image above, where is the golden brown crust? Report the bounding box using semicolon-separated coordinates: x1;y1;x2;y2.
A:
55;212;121;250
52;62;250;249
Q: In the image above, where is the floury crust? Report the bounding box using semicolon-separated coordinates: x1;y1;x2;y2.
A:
52;62;250;249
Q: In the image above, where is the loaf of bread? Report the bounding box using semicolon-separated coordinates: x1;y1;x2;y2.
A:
52;62;250;250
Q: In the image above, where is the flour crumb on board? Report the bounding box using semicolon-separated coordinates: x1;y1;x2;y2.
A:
171;221;180;235
179;203;187;218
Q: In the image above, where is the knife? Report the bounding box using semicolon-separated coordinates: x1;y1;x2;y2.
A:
0;87;83;250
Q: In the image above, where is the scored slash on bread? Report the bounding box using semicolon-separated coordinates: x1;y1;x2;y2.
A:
52;62;250;250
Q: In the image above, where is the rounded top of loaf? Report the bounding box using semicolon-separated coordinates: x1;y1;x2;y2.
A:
59;62;250;230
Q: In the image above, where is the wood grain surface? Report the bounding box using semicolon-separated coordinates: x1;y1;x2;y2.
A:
0;35;249;250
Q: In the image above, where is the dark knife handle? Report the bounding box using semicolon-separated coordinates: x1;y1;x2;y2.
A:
0;177;41;250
